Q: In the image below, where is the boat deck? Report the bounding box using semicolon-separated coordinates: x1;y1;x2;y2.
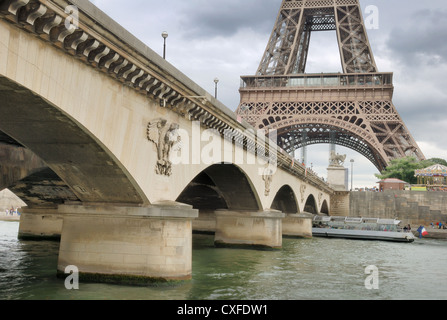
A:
312;216;415;242
312;227;414;242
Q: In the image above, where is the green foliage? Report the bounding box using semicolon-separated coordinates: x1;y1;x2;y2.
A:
375;156;447;184
426;158;447;166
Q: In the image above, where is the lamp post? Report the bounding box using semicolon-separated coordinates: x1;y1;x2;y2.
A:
214;77;219;99
161;31;168;59
350;159;354;191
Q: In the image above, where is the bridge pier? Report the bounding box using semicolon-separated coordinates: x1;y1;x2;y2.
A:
56;202;198;285
282;213;313;238
18;208;63;241
192;210;217;234
214;209;285;249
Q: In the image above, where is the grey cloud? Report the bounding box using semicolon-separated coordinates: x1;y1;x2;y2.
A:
387;8;447;64
177;0;279;38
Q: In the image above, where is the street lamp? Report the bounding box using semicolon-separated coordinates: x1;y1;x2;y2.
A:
350;159;354;191
214;77;219;99
161;31;168;59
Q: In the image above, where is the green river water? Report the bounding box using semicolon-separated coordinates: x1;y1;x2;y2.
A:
0;221;446;300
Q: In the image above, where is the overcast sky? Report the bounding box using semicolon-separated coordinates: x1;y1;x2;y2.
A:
90;0;447;188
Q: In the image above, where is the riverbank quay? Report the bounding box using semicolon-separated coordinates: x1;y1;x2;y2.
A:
415;227;447;240
348;191;447;230
0;215;20;222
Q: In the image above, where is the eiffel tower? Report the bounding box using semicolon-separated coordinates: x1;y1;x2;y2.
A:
236;0;425;172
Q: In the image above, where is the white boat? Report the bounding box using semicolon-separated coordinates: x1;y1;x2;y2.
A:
312;216;415;243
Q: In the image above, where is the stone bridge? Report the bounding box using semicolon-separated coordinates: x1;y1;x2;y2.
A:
0;0;335;284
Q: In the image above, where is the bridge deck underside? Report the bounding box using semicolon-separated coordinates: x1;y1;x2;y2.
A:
0;75;145;206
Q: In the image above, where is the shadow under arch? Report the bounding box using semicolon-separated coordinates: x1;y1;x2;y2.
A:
304;194;318;214
176;163;262;212
271;185;299;214
320;199;329;215
0;76;146;205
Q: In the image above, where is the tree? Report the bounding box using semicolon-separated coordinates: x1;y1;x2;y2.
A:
375;157;432;184
426;158;447;166
375;156;447;184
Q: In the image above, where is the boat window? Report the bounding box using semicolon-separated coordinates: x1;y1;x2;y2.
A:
345;217;362;223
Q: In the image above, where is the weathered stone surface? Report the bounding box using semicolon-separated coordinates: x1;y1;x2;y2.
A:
349;190;447;226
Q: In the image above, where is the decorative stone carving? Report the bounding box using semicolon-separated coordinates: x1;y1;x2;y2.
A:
318;192;323;207
262;165;275;196
329;150;346;167
147;119;182;176
300;184;307;203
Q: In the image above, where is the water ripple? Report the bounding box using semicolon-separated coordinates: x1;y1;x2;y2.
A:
1;222;447;300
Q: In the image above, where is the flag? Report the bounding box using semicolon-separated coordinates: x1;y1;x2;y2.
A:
417;226;428;238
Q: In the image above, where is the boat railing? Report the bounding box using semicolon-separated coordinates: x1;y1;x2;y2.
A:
313;216;401;224
313;216;332;222
377;219;400;225
345;217;363;224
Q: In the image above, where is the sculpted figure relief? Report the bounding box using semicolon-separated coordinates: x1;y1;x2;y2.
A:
262;165;275;196
300;184;306;203
147;119;182;176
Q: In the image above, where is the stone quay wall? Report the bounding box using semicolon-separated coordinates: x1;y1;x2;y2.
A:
349;190;447;227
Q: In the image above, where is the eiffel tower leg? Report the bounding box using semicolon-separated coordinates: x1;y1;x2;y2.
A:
257;5;304;75
368;101;425;163
335;4;377;73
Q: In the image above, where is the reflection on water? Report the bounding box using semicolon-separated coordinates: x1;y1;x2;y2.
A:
1;221;446;300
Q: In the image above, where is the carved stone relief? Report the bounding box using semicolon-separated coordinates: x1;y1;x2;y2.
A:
300;184;307;203
318;192;323;207
262;165;275;196
147;119;182;176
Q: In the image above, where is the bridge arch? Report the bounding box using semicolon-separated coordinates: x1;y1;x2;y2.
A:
176;163;262;212
304;194;318;214
320;199;330;215
271;185;299;214
0;76;147;205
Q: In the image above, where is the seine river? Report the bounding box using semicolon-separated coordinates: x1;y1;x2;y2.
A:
1;220;446;300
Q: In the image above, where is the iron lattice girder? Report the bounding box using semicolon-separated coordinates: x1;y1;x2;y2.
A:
257;0;377;75
277;123;386;171
237;72;425;171
336;5;376;73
